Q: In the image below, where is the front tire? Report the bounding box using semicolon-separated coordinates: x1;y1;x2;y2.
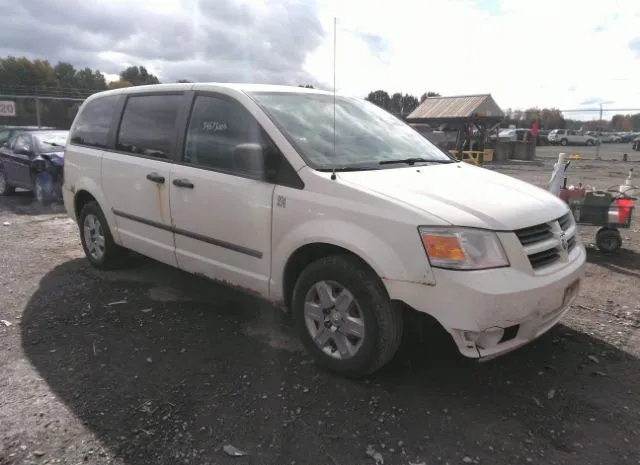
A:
560;139;568;146
33;172;52;205
78;201;129;269
292;255;403;378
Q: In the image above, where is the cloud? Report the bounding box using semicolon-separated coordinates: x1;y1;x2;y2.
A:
0;0;325;85
630;37;640;57
1;0;639;114
580;98;614;106
306;0;640;112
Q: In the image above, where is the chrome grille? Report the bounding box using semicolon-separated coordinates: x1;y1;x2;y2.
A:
514;223;553;245
528;248;560;269
558;212;572;231
515;211;577;270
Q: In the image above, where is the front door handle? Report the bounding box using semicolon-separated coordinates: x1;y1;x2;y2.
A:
146;172;165;184
173;178;194;189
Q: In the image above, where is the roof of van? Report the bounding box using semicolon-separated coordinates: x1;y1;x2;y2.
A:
89;82;334;99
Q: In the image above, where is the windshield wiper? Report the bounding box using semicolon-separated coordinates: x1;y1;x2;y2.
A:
317;166;379;172
41;140;66;148
379;157;453;165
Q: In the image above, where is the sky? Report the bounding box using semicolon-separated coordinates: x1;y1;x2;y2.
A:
1;0;640;119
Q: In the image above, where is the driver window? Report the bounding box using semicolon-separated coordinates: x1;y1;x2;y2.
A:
183;95;265;174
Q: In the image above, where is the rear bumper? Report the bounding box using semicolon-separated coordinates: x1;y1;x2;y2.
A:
62;183;76;221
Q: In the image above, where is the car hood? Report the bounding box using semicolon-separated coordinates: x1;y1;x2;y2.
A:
336;162;569;230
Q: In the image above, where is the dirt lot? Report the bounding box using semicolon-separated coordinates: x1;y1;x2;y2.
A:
1;159;639;465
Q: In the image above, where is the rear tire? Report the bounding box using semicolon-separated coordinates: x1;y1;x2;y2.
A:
78;200;129;269
0;166;16;196
560;139;568;146
291;255;403;378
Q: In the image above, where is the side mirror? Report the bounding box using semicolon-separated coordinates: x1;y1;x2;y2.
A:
232;143;266;178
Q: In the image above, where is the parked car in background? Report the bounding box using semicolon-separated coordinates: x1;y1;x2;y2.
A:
536;129;550;146
62;83;585;377
487;128;532;142
618;132;637;143
596;132;621;143
548;129;596;146
0;125;57;144
0;129;68;203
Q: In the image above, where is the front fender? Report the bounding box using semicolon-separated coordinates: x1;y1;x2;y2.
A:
270;218;436;303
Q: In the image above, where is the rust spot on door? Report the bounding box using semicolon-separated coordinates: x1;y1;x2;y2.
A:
156;183;165;223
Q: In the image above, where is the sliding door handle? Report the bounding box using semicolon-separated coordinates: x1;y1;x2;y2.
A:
173;178;194;189
146;172;165;184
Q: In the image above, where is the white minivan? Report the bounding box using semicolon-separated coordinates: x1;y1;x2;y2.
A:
62;83;586;377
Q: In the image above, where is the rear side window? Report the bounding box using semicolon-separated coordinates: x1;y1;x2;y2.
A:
116;94;182;159
70;95;120;148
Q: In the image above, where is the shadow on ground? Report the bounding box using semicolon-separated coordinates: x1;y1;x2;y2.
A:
0;191;65;216
586;246;640;279
20;259;640;465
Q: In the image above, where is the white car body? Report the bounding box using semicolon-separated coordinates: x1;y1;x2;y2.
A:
62;83;586;374
548;129;595;146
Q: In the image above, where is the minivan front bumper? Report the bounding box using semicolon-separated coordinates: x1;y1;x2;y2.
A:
384;243;586;359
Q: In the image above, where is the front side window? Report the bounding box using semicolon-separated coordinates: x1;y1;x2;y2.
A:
116;94;182;159
247;91;453;170
183;95;265;173
70;95;120;148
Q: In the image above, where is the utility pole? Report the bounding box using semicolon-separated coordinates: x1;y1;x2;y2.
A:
595;103;602;161
35;96;41;127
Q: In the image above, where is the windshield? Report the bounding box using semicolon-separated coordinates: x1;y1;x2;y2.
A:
34;132;69;153
247;92;453;170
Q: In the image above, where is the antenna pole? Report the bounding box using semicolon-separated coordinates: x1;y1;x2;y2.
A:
331;17;337;180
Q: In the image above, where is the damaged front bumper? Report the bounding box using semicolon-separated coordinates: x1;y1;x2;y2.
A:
385;242;586;361
449;289;577;360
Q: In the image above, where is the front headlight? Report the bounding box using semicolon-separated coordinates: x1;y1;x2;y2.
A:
418;227;509;270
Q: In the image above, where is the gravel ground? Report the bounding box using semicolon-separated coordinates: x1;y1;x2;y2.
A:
1;159;639;465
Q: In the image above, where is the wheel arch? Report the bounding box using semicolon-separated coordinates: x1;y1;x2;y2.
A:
281;242;386;312
74;189;98;219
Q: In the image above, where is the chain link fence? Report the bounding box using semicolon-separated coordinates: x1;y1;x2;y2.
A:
0;95;87;129
0;86;102;129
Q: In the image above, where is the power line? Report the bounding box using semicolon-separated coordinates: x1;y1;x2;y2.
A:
0;94;85;101
561;108;640;113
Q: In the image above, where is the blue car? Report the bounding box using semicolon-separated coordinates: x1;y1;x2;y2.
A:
0;129;68;203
